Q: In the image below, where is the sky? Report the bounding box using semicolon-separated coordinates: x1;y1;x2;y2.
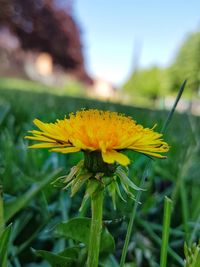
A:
75;0;200;86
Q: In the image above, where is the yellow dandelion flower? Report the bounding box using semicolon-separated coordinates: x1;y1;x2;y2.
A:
25;109;169;166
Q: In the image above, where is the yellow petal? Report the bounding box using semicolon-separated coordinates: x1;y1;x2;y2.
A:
28;143;57;148
102;150;130;166
50;147;81;154
132;149;167;158
33;119;50;132
25;135;57;143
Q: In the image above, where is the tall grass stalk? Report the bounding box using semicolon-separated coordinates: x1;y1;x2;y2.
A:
160;196;173;267
139;220;184;266
161;80;187;134
119;160;151;267
171;146;192;242
189;213;200;246
0;183;7;267
119;80;187;267
180;179;189;243
0;184;4;237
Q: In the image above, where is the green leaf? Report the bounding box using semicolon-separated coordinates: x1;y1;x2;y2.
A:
58;247;80;259
0;224;12;267
4;169;62;222
100;254;119;267
0;103;10;125
32;249;75;267
54;217;115;254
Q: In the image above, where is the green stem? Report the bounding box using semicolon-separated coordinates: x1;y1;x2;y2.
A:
160;196;173;267
0;184;4;237
180;179;189;243
0;184;7;267
86;189;103;267
139;219;184;266
119;160;151;267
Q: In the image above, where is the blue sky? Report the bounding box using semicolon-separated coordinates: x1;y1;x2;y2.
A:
75;0;200;86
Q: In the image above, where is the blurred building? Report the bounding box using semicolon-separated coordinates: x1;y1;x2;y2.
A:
87;78;118;100
163;96;200;115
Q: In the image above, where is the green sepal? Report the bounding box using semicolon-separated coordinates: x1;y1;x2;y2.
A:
114;180;126;202
70;172;92;197
116;167;144;191
107;181;117;210
64;160;84;184
52;160;84;188
116;172;136;200
101;176;113;187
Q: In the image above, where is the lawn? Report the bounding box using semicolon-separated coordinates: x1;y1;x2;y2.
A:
0;79;199;267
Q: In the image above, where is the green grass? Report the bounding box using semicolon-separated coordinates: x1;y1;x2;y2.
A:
0;78;200;266
0;77;86;97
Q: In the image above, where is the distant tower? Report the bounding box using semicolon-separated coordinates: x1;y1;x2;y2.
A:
129;40;142;75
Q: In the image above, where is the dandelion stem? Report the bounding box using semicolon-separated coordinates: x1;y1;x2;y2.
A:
86;189;103;267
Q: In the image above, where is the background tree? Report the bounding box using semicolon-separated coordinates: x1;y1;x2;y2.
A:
124;30;200;102
124;67;167;103
0;0;92;83
168;31;200;95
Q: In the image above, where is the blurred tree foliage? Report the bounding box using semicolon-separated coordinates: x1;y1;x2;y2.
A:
124;31;200;100
124;67;168;103
168;31;200;94
0;0;92;83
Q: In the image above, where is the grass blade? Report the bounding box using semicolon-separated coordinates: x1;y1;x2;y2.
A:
119;80;187;267
161;80;187;134
4;168;62;222
119;160;150;267
0;185;4;238
160;196;173;267
0;224;12;267
140;219;184;266
180;178;189;243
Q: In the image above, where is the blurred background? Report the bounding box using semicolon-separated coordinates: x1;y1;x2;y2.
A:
0;1;200;267
0;0;200;112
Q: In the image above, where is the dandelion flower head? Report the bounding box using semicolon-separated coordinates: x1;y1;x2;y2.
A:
25;109;169;166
